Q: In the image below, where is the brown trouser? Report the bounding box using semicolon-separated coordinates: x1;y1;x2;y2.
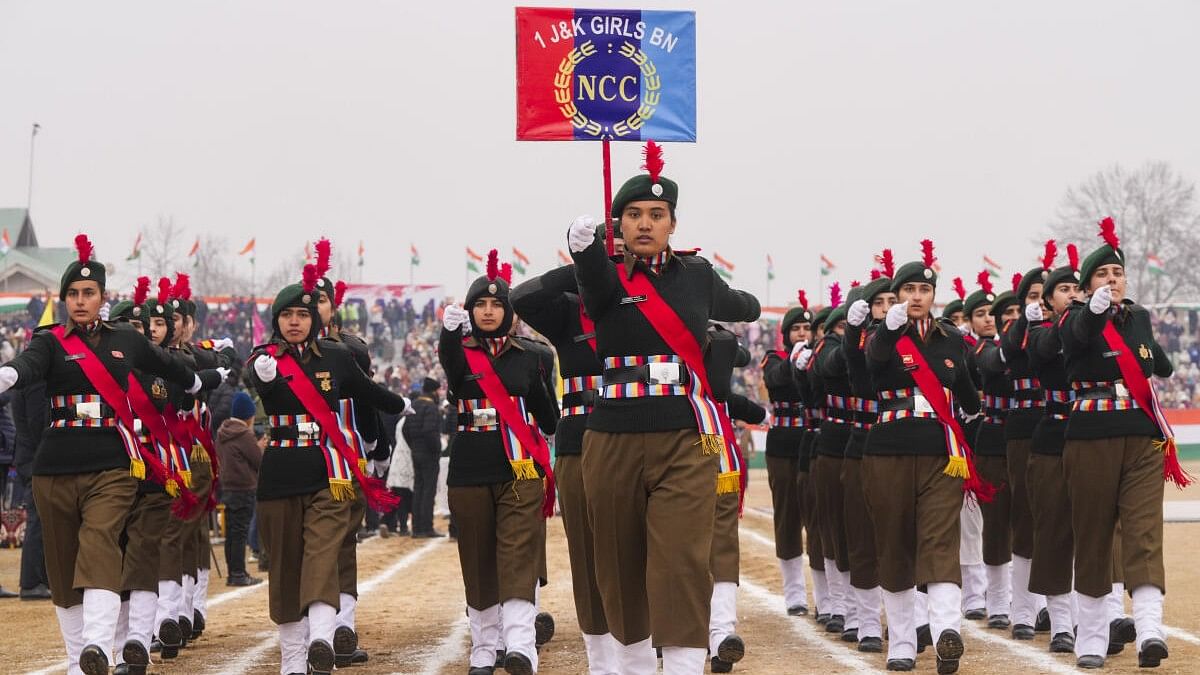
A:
338;493;367;597
159;514;187;583
258;488;352;624
803;465;823;571
765;455;804;560
814;455;849;571
555;454;608;636
1026;453;1073;595
863;455;962;592
1063;436;1165;598
1007;439;1035;559
841;457;879;589
583;429;717;649
182;460;213;577
710;491;740;583
448;478;544;610
34;468;138;608
975;455;1012;566
121;491;173;593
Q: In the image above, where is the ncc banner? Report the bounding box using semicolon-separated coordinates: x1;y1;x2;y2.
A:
516;7;696;142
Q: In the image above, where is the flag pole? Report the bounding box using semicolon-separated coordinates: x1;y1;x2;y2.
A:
26;123;39;213
602;138;614;256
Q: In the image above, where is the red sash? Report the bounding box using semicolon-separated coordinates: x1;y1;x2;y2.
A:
578;303;597;354
895;333;994;502
615;266;746;504
462;345;556;518
48;326;172;487
1100;322;1193;488
265;345;400;511
126;377;200;516
161;403;196;482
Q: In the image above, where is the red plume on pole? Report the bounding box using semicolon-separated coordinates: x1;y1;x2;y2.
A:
499;263;513;285
880;248;895;278
485;249;499;281
977;270;994;295
74;234;94;262
302;264;319;294
1011;272;1023;293
132;276;151;306
1067;243;1080;272
172;273;191;301
920;239;936;269
334;281;347;309
870;269;882;280
797;290;808;310
314;238;332;279
1098;216;1120;250
157;278;172;305
829;282;842;308
953;277;967;300
850;280;861;288
642;140;664;184
1041;239;1058;271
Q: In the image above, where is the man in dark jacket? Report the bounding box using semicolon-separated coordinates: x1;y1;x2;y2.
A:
216;392;263;586
404;377;443;538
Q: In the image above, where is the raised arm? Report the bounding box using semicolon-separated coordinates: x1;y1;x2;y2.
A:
336;348;407;415
511;265;578;340
569;225;618;321
710;270;761;323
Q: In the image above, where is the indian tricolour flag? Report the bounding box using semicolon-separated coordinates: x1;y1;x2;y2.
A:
466;247;484;273
1147;254;1166;276
767;254;775;281
0;229;11;255
512;247;531;275
820;254;836;277
983;255;1003;277
410;243;421;267
713;253;735;281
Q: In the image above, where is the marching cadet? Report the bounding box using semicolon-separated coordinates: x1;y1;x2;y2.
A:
440;251;558;675
760;291;813;617
811;284;853;639
0;236;215;675
962;270;1015;633
249;265;407;675
1003;245;1059;638
566;141;760;674
797;303;833;625
864;240;984;674
842;257;899;655
1060;218;1184;669
512;240;627;673
941;279;966;328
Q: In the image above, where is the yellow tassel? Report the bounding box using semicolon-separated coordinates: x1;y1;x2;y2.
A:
510;458;539;481
130;458;146;480
165;479;180;497
179;470;192;489
716;471;740;495
697;434;724;456
943;455;969;479
328;479;355;502
358;458;368;474
191;444;210;463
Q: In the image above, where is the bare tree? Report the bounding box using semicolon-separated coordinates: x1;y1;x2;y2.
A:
140;215;184;281
1049;161;1200;304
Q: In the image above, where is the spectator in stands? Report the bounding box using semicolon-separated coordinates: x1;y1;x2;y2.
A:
217;392;264;586
404;377;444;538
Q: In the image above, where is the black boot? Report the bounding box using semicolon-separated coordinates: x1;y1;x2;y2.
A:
1138;638;1169;668
158;618;183;659
502;651;534;675
1049;632;1075;653
1011;624;1035;640
710;656;733;673
717;634;745;664
122;639;150;675
935;629;964;675
825;614;845;633
858;636;883;653
333;626;358;667
192;609;205;639
177;616;192;649
916;624;933;654
534;611;556;647
308;638;336;675
1034;607;1051;632
79;645;109;675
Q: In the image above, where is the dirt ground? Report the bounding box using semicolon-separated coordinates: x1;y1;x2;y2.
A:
4;467;1200;674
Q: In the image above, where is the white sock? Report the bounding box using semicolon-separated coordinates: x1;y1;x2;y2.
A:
194;568;210;620
1046;593;1074;637
278;620;308;675
127;590;159;652
1010;555;1041;626
926;582;962;642
155;580;181;631
81;588;122;662
337;593;357;630
811;568;829;615
661;646;706;674
467;605;501;669
500;598;538;671
306;601;337;647
56;604;86;675
1075;593;1109;659
985;563;1012;617
824;560;847;616
882;588;917;660
180;574;196;622
779;556;807;610
113;600;130;663
914;588;930;627
1131;585;1165;650
708;581;738;656
1107;582;1127;621
853;586;883;640
960;563;987;612
582;633;619;675
615;637;657;675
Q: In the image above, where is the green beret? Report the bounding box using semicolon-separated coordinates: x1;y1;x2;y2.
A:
862;276;893;304
811;306;833;331
941;298;964;319
890;261;938;293
962;288;996;317
1079;243;1123;290
59;259;106;301
109;300;136;322
1016;266;1049;303
610;174;679;219
988;290;1019;318
172;298;196;317
780;305;812;334
1044;264;1082;296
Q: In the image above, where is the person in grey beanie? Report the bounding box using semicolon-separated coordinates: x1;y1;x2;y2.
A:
217;391;264;586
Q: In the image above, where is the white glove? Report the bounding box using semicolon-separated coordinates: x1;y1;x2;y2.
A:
401;396;412;413
99;304;111;321
1025;302;1043;322
958;323;971;335
962;411;982;425
1089;284;1113;314
885;301;909;331
567;214;598;253
254;354;278;383
443;305;469;332
0;366;17;394
847;299;870;327
187;373;204;394
216;366;232;382
211;337;235;352
790;342;813;370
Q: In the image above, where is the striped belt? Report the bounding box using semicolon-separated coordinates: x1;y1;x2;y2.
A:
1045;389;1073;420
876;387;950;423
853;397;879;430
268;414;322;446
983;394;1010;424
806;408;824;430
456;396;532;432
1072;380;1139;412
50;394;115;428
823;395;854;424
1010;377;1045;408
772;401;805;428
601;355;690;398
561;375;602;418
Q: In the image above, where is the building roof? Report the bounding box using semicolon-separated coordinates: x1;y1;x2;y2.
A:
0;209;73;292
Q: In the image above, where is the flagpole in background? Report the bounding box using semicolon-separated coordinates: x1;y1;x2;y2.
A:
26;123;40;213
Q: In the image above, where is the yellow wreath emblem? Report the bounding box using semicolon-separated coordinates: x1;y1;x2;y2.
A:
554;40;661;139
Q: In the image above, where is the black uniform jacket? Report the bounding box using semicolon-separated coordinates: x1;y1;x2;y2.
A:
1026;316;1070;456
762;351;805;460
999;317;1043;441
971;337;1011;457
815;332;852;458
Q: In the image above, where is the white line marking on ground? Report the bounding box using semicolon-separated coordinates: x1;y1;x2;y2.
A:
23;662;66;675
204;631;275;673
1164;625;1200;645
416;614;471;675
740;579;875;673
960;622;1077;674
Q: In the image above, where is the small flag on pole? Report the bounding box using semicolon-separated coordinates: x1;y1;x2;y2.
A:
466;247;484;273
410;243;420;267
125;233;141;261
557;249;571;266
512;247;530;275
0;230;11;255
304;241;313;262
1147;254;1166;276
713;253;735;281
767;254;775;281
820;254;836;276
187;238;200;267
238;238;256;256
38;292;55;327
983;255;1003;277
357;241;365;267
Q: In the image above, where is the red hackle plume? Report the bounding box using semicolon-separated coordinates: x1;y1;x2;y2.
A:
642;140;665;184
880;248;895;278
74;234;94;263
920;239;936;268
797;290;808;310
132;277;151;306
851;280;861;288
977;270;994;295
953;277;967;300
500;263;513;284
334;281;347;309
485;249;499;281
1067;243;1080;272
157;278;172;305
172;273;191;301
302;264;319;294
1041;239;1058;271
829;282;842;308
314;238;332;279
870;269;882;280
1098;217;1120;250
1012;272;1023;293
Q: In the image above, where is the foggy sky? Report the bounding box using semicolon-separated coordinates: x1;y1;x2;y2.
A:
2;0;1198;306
